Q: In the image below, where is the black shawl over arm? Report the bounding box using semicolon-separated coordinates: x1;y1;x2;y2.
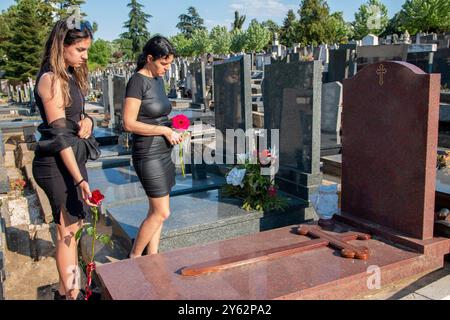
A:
36;118;100;161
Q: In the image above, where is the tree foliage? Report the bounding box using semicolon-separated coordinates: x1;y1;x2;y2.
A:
121;0;151;60
233;10;246;31
245;20;271;53
210;26;231;56
352;0;389;39
176;6;206;38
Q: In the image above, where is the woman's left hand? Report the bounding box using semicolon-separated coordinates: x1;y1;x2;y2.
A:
78;117;93;139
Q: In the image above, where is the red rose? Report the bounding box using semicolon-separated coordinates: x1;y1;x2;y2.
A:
268;186;277;198
89;190;105;205
172;114;191;131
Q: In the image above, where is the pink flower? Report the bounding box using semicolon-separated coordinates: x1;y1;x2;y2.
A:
259;149;272;165
172;115;191;131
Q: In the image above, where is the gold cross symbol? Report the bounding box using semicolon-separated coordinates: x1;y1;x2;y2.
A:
376;64;387;86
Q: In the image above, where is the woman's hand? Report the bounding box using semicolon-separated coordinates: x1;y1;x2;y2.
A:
78;181;97;207
164;127;183;146
78;117;93;139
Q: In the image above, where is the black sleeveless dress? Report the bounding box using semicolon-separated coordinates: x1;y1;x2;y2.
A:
32;71;89;225
125;73;175;198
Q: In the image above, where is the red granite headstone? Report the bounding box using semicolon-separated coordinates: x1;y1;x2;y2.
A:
342;61;440;240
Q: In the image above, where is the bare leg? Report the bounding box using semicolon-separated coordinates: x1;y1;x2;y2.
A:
55;209;83;300
147;223;163;255
130;195;170;258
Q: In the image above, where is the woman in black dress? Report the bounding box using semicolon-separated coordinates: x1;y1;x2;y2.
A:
32;20;96;300
123;36;183;258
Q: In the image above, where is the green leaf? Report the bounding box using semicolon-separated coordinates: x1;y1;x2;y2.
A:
86;226;95;237
75;228;84;241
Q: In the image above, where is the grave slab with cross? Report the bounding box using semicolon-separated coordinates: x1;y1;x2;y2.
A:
181;225;371;276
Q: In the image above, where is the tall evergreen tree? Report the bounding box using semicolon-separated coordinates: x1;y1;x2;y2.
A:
121;0;151;60
297;0;331;45
280;9;298;48
232;10;246;31
176;7;206;38
3;0;48;82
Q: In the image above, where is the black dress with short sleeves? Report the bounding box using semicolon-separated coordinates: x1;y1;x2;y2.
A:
126;73;175;198
32;71;89;225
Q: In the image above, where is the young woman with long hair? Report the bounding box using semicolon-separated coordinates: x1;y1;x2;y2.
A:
32;20;96;300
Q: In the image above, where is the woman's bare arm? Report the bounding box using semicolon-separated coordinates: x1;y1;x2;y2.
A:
122;97;182;145
38;73;94;205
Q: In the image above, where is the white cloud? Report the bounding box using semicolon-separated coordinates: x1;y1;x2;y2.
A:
229;0;296;19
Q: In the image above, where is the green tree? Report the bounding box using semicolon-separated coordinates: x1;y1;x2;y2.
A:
176;6;206;38
121;0;151;60
297;0;331;45
87;39;112;70
261;19;280;47
232;10;246;31
396;0;450;34
245;19;271;53
352;0;389;39
170;33;193;57
280;9;298;48
210;26;231;56
112;38;134;62
3;0;47;83
326;11;353;44
382;12;403;36
0;9;13;69
190;28;212;56
230;29;247;53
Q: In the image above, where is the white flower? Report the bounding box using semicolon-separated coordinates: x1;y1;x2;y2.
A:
236;153;248;164
226;168;247;188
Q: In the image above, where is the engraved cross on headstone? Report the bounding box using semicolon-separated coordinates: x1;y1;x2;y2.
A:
376;64;387;86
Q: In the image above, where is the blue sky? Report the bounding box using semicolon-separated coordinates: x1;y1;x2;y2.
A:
0;0;404;41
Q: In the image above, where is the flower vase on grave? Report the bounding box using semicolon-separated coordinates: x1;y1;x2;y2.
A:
311;184;339;228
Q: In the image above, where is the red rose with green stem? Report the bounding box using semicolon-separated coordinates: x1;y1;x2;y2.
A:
171;115;191;177
75;189;113;300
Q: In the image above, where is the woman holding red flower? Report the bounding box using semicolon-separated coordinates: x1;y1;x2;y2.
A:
123;36;184;258
32;20;96;300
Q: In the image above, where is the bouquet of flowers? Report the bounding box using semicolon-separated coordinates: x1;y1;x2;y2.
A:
171;114;191;177
75;189;113;300
222;149;288;212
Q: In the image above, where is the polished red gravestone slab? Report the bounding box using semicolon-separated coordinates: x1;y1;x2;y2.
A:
96;224;449;300
341;61;440;240
96;62;449;300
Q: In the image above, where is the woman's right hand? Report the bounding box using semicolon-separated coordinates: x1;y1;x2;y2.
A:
78;181;97;207
164;128;183;146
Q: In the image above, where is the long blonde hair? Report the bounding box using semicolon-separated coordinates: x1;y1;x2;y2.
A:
38;20;92;108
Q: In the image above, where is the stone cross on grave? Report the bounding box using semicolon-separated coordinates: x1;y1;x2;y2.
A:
376;64;387;86
180;226;371;276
